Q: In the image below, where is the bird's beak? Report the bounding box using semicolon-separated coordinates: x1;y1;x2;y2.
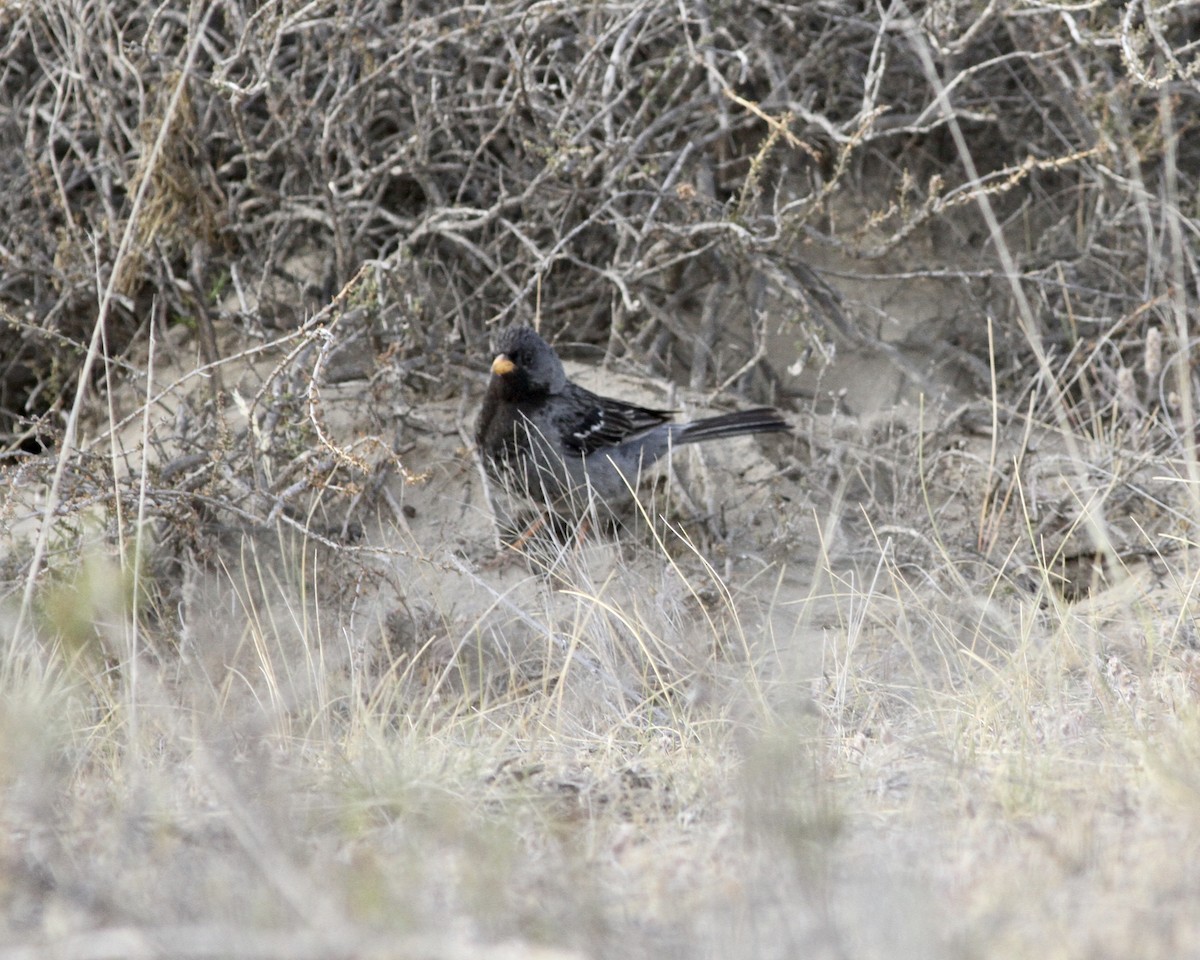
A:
491;354;515;376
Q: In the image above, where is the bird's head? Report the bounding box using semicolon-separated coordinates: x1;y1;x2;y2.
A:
489;326;567;398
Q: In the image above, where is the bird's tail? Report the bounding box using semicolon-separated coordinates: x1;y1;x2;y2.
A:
675;407;790;444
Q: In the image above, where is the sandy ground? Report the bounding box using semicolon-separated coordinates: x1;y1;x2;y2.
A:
4;286;1200;959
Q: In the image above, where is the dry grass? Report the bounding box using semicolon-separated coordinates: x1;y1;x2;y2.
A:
3;1;1200;958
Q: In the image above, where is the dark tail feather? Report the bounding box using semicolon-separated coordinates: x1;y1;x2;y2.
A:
676;407;790;444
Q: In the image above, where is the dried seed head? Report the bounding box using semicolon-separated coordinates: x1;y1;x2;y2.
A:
1116;365;1139;419
1145;326;1162;384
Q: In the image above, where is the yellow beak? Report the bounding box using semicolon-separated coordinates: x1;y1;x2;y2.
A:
491;354;516;376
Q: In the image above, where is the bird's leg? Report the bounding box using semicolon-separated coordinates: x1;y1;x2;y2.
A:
506;512;548;551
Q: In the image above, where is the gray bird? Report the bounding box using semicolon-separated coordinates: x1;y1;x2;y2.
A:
475;326;789;528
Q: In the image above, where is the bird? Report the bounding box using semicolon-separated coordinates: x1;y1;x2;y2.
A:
475;325;789;533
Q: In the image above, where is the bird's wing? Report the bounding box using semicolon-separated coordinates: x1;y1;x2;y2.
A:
556;383;674;457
